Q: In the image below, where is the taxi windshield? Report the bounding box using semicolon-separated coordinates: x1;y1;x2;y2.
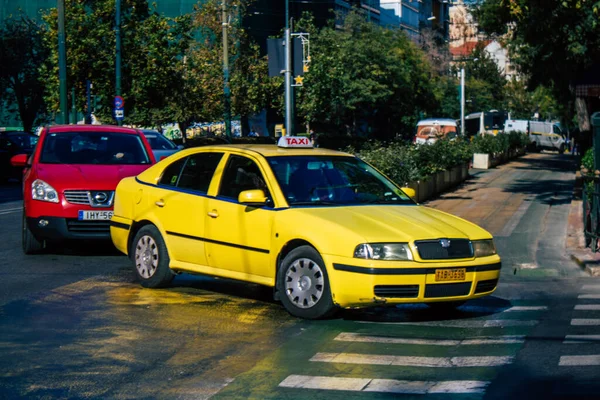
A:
266;155;414;206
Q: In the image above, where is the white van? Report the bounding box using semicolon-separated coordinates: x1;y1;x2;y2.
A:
504;119;529;134
528;121;566;153
414;119;458;145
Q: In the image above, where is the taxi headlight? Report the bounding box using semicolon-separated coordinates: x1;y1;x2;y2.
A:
354;243;413;261
31;179;59;203
472;239;496;257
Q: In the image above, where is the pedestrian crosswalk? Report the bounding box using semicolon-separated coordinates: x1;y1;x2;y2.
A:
559;283;600;367
275;303;546;397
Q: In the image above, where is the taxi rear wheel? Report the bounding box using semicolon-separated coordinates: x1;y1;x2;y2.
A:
131;225;174;288
277;245;336;319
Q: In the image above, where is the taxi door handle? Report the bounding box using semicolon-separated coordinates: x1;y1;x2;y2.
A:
155;200;165;207
207;210;219;218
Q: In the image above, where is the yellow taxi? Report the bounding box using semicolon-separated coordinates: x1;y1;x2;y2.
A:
110;136;501;319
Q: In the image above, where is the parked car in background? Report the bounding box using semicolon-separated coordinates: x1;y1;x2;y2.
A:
12;125;155;254
0;131;39;182
141;129;183;161
414;119;458;145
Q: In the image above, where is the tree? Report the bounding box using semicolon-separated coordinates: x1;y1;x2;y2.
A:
296;11;438;139
40;0;192;127
0;14;49;132
473;0;600;129
189;0;280;136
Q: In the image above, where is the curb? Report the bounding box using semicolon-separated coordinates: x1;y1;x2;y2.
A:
570;253;600;277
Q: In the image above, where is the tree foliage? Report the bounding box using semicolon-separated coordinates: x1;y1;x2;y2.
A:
0;14;49;132
40;0;193;127
296;11;438;139
474;0;600;114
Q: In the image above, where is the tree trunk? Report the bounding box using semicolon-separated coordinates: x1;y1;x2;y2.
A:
576;97;591;132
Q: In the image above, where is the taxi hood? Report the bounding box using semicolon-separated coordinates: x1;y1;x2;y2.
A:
35;163;150;191
293;205;492;243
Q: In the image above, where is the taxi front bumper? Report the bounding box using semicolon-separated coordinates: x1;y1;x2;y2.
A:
322;254;502;308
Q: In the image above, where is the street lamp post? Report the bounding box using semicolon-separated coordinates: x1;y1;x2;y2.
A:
222;0;232;139
460;68;465;136
115;0;122;126
57;0;68;124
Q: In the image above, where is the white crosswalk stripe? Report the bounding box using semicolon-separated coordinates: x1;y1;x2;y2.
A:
578;294;600;299
571;318;600;326
559;355;600;366
334;332;525;346
581;285;600;291
359;319;538;328
279;375;490;394
574;304;600;311
310;352;514;367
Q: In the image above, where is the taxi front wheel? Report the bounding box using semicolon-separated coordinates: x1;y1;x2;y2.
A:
277;245;337;319
131;225;174;288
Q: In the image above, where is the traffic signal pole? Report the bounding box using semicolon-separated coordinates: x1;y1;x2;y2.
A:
222;0;232;139
284;0;292;136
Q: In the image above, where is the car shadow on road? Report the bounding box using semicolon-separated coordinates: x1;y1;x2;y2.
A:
41;240;124;257
338;296;513;323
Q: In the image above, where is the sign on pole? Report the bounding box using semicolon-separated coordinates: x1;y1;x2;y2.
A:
114;96;124;121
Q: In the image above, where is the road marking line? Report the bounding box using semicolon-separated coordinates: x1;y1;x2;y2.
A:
564;335;600;344
559;355;600;366
0;208;20;215
581;285;600;291
358;320;538;328
575;305;600;311
310;353;514;368
278;375;490;394
571;319;600;326
578;294;600;299
504;306;548;312
496;200;532;237
334;332;525;346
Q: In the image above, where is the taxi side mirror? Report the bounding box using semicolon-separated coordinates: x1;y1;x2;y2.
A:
238;189;267;206
401;187;417;200
11;154;30;167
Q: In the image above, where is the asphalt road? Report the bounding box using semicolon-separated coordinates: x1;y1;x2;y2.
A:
1;152;599;400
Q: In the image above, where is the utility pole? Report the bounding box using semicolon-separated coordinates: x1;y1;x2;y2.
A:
115;0;122;126
71;87;76;124
460;68;465;136
222;0;232;139
284;0;292;136
57;0;68;124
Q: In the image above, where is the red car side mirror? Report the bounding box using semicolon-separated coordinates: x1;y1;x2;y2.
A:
11;154;30;167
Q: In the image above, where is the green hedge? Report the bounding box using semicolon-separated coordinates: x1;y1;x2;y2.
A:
350;133;528;185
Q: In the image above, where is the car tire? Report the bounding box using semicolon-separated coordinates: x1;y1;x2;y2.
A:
131;225;174;288
277;245;337;319
22;211;44;254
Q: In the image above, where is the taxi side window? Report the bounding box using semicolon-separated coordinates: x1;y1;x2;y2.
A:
218;155;272;204
159;158;186;187
177;152;224;193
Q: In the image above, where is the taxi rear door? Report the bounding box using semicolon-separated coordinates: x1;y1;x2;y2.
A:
204;153;275;285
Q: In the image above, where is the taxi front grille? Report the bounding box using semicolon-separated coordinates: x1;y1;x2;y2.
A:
374;285;419;298
475;279;498;294
424;282;472;298
66;220;111;233
415;239;473;260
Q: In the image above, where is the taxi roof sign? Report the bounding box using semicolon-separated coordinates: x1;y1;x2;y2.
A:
277;136;313;148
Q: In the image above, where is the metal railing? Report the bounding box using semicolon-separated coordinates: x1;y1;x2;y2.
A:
582;173;600;252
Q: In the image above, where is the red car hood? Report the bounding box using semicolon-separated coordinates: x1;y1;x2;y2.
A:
35;163;150;191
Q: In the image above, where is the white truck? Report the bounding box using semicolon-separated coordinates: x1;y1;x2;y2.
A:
503;119;566;153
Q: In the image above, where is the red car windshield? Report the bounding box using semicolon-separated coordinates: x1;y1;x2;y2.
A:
40;131;151;165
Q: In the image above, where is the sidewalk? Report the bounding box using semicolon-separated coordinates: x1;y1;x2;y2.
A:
565;170;600;276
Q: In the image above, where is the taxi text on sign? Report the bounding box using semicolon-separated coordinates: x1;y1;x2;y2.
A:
277;136;313;148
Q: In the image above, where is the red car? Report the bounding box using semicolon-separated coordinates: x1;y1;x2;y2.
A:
11;125;156;254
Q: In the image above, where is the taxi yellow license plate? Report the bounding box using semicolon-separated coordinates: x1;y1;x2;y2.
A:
435;268;466;282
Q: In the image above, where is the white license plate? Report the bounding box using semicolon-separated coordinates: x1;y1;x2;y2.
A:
78;210;114;220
